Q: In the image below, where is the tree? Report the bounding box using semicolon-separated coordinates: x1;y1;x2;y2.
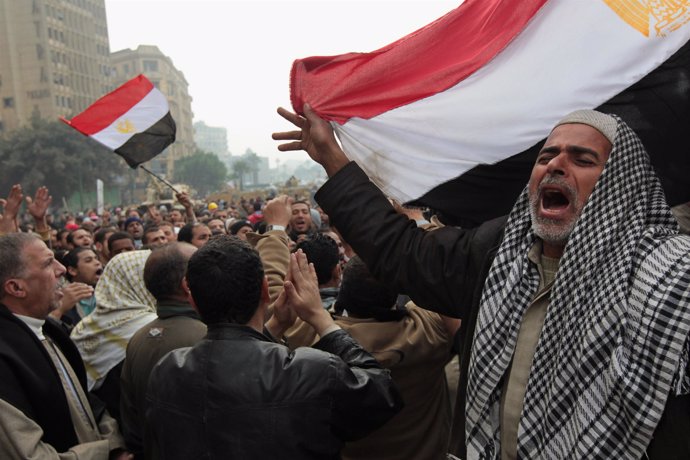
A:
230;149;262;189
0;118;131;206
173;150;228;196
230;160;251;191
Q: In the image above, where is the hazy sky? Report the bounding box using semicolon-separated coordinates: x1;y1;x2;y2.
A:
105;0;458;165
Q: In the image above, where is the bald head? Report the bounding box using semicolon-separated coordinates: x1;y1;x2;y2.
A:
144;242;197;302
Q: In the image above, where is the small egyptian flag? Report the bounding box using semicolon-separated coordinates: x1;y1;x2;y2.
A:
61;74;176;168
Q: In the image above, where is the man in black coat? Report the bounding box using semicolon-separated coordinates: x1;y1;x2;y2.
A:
145;236;402;460
0;232;130;459
274;107;690;459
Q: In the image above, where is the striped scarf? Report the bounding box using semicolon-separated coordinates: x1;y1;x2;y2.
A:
466;115;690;458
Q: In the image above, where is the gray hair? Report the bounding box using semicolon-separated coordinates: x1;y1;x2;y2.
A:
0;233;41;299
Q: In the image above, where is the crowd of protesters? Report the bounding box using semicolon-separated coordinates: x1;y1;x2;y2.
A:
0;180;445;459
1;108;690;460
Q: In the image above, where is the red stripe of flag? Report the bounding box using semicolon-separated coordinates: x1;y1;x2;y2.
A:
65;75;154;135
290;0;548;124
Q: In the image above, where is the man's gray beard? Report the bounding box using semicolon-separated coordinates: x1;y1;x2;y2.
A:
528;180;582;247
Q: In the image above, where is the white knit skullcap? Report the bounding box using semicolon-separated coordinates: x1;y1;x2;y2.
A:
553;109;618;144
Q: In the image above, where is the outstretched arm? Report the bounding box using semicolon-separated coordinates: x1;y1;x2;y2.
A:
175;192;197;223
273;105;350;177
248;195;292;318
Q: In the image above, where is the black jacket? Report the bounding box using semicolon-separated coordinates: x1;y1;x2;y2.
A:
315;162;690;459
145;323;402;460
0;304;91;452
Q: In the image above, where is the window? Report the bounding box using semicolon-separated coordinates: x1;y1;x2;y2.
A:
3;97;14;108
143;60;158;72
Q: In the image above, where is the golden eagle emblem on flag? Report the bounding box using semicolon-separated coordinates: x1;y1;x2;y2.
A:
604;0;690;37
116;119;136;134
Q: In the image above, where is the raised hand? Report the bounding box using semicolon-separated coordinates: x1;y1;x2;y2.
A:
49;282;94;320
175;191;197;223
283;249;336;336
60;282;94;310
26;186;52;231
0;184;23;234
263;195;292;228
273;104;350;177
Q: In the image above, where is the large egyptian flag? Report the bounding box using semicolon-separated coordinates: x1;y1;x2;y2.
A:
290;0;690;227
61;74;176;168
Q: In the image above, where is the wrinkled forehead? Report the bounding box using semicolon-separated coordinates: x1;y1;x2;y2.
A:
21;238;51;265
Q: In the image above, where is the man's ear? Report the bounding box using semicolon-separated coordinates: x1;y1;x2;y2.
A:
3;279;26;299
67;266;78;279
182;277;199;313
261;276;270;306
332;264;342;283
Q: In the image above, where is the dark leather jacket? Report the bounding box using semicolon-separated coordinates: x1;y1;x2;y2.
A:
145;323;402;460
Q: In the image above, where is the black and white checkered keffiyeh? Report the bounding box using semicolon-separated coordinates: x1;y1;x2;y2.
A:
465;115;690;459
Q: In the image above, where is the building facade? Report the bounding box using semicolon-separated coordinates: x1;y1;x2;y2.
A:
194;121;228;157
0;0;112;134
110;45;194;179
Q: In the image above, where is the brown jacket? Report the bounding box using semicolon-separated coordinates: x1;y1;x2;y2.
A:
288;303;453;460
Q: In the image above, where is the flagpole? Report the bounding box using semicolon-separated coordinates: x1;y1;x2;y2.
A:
139;164;181;194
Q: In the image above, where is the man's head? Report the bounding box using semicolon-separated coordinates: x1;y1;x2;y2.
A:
295;233;341;288
49;228;59;249
94;227;116;261
142;225;168;249
144;242;197;303
0;233;66;318
290;201;313;234
213;210;228;221
126;208;141;219
207;218;227;236
528;110;615;257
158;221;177;243
169;209;184;223
186;235;266;325
63;247;103;286
178;223;212;248
125;217;144;239
56;229;70;250
229;220;253;241
335;256;400;320
322;230;347;267
108;231;136;259
81;218;97;233
67;228;93;249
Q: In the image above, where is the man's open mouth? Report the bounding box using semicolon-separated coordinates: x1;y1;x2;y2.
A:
542;189;570;210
